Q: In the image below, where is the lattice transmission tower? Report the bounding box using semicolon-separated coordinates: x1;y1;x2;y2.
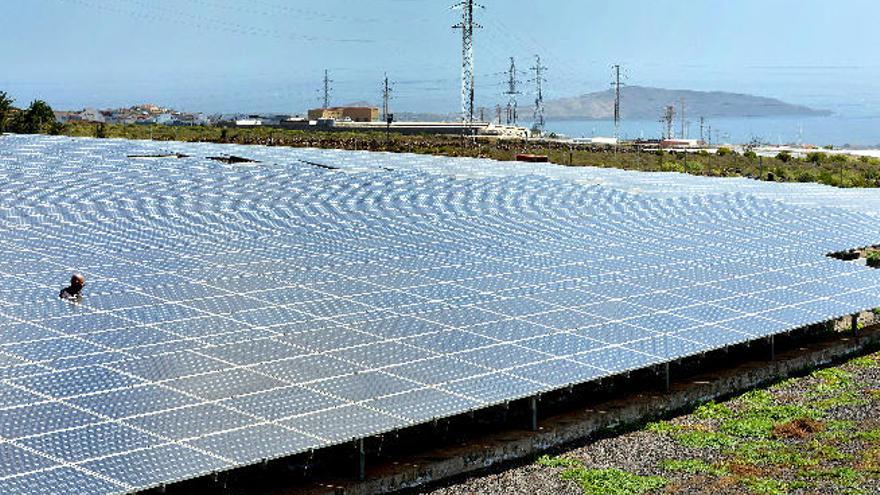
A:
503;57;521;125
530;55;547;133
321;69;333;109
381;73;394;122
452;0;482;123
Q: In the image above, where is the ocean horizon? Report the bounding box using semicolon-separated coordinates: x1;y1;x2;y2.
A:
533;115;880;148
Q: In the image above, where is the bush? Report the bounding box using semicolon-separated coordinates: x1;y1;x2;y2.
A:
776;151;792;163
716;147;734;157
743;150;758;160
806;152;826;163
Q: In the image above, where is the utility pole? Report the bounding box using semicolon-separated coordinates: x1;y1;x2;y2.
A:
381;73;393;122
611;64;624;142
699;116;705;144
495;104;502;124
503;56;521;125
530;55;547;133
679;97;686;140
322;69;333;109
452;0;482;123
661;105;675;140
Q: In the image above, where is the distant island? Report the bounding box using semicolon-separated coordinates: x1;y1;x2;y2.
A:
373;87;830;123
542;86;831;120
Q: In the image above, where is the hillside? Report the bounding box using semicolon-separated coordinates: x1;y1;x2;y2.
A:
542;86;830;120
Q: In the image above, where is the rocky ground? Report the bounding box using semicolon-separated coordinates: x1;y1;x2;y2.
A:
420;350;880;495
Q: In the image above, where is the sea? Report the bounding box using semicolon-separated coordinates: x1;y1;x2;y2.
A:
532;115;880;148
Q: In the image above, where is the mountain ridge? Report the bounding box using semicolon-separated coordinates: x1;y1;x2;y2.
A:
542;86;830;120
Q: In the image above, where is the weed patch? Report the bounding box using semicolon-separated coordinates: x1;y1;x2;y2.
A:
694;401;732;420
559;467;666;495
675;430;738;449
801;467;861;488
660;458;727;476
727;440;817;468
742;477;793;495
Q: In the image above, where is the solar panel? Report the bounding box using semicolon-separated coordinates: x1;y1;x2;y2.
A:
1;134;880;493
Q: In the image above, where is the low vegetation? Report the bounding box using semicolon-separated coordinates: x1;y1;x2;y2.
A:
3;109;879;188
538;456;667;495
536;351;880;494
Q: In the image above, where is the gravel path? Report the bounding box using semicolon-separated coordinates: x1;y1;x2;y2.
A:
419;351;880;495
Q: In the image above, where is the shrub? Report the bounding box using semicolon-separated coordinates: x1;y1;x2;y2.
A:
776;151;792;163
806;151;827;163
716;147;734;156
743;150;758;160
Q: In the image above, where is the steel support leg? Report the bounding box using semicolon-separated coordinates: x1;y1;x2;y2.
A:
770;335;775;361
852;314;859;338
357;438;365;481
529;397;538;431
664;362;670;392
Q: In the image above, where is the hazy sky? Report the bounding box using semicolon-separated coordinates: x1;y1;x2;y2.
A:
3;0;879;115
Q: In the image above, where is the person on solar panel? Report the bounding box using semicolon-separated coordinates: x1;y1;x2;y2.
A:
59;273;85;301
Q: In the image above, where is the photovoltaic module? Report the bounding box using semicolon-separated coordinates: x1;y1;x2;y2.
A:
0;135;879;493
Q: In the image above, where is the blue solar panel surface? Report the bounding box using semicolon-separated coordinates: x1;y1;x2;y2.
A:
1;134;879;494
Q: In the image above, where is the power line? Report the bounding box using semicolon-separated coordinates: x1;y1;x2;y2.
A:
452;0;482;123
530;55;547;133
503;57;521;125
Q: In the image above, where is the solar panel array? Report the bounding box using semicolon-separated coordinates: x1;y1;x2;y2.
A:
1;134;879;494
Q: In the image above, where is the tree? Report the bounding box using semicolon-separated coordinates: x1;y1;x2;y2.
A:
10;100;56;134
0;91;13;133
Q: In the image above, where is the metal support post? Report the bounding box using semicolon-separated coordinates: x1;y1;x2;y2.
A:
852;313;859;338
529;396;538;431
357;438;365;481
664;362;670;392
769;335;776;361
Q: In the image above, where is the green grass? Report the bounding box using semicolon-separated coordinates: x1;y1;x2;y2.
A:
849;355;878;368
694;400;733;420
811;368;854;393
720;417;776;438
727;439;818;468
816;420;856;443
558;467;666;495
857;428;880;443
742;477;795;495
801;467;862;488
543;352;880;494
645;420;683;435
660;458;728;476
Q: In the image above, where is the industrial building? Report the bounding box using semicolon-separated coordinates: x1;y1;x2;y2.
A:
307;106;379;122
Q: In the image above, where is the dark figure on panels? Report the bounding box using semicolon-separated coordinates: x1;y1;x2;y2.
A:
59;273;85;301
